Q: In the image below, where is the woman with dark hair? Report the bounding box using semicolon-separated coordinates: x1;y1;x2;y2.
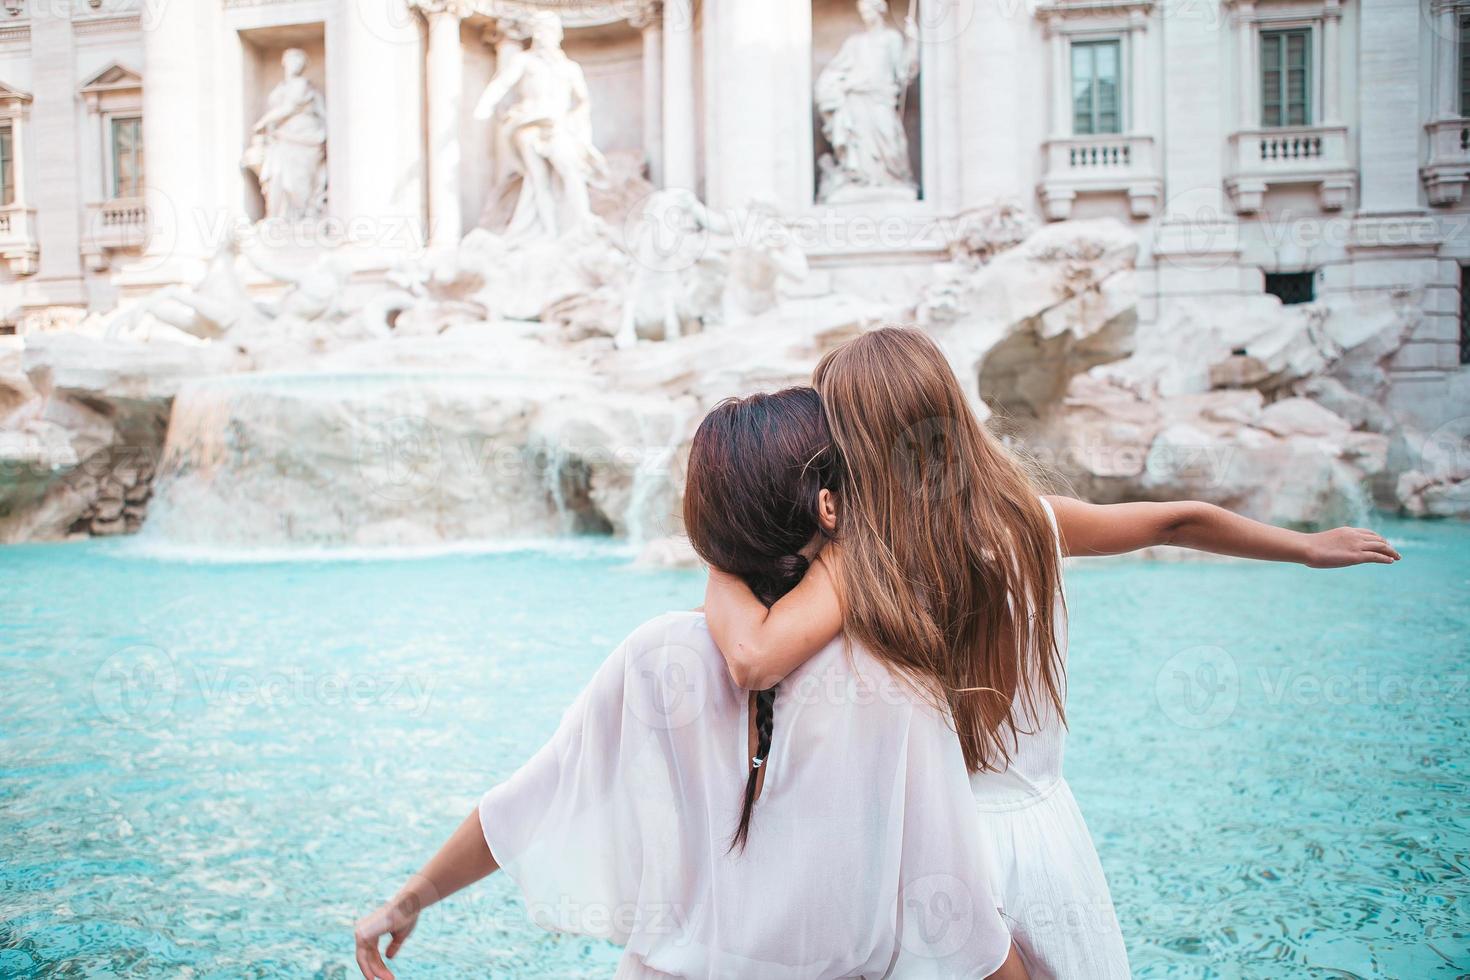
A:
354;387;1026;979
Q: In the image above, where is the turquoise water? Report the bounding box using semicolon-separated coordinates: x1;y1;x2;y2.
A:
1;520;1466;978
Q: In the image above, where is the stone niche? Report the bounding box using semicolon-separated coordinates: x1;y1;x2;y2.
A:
460;14;646;232
238;22;327;223
810;0;923;203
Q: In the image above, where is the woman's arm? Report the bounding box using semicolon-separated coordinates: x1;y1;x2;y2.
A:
353;808;499;980
704;556;844;690
1044;495;1401;567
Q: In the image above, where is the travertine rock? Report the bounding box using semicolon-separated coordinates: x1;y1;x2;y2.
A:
0;212;1456;549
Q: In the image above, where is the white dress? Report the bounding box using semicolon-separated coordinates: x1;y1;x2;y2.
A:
480;611;1013;979
967;499;1131;978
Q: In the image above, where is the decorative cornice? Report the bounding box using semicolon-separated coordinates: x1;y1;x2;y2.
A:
1036;0;1154;30
222;0;315;8
1036;0;1154;15
72;14;142;36
410;0;655;28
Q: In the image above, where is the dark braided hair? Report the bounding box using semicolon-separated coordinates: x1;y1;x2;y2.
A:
683;388;840;851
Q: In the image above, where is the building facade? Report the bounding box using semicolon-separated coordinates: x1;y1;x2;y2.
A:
0;0;1464;428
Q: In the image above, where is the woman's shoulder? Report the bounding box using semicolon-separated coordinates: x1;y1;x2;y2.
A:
615;609;714;658
615;611;730;687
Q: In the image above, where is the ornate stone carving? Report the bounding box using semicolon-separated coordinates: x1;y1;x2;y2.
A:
625;1;661;30
410;0;644;28
815;0;920;204
242;49;328;223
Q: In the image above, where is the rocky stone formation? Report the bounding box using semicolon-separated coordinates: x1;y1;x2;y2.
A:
133;293;878;551
910;216;1436;528
920;216;1138;420
0;334;242;543
0;210;1459;550
1392;415;1470;519
1039;380;1388;529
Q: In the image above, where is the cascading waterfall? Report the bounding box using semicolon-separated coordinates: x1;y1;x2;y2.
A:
140;370;588;550
134;365;696;554
622;401;688;547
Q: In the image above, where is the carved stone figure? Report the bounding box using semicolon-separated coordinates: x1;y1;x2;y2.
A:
815;0;920;204
243;49;329;222
107;229;265;341
474;13;607;240
615;192;808;349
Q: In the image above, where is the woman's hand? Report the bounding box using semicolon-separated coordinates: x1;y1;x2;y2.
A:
1304;526;1401;568
354;894;420;980
352;810;499;979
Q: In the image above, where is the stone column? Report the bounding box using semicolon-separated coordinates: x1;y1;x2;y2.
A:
1128;13;1149;134
424;4;463;246
1235;2;1256;130
632;4;664;187
139;0;217;278
1048;17;1069;139
662;0;696;190
1321;0;1342;124
1435;2;1459;119
27;3;82;296
1357;0;1422;211
339;0;425;256
957;0;1029;207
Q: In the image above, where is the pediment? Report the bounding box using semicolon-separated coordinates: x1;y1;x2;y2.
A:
80;62;142;96
0;80;31;106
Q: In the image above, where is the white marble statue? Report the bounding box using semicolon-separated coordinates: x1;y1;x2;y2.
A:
474;13;607;240
815;0;920;204
720;199;809;323
107;229;265;341
243;49;329;223
615;192;808;349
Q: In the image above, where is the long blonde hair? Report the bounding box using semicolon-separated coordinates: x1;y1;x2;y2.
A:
812;327;1065;773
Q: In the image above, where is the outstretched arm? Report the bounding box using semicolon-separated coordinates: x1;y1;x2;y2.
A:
473;55;525;120
353;809;499;980
704;556;844;690
1044;496;1401;567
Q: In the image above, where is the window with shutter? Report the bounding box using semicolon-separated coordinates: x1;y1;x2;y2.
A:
1072;39;1122;135
1261;28;1311;128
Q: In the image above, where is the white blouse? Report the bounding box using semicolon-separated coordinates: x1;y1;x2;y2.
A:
480;611;1011;979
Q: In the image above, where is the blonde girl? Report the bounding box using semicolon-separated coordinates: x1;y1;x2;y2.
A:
704;327;1399;978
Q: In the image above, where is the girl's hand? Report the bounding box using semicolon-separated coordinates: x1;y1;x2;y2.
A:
354;895;420;980
1304;527;1401;568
